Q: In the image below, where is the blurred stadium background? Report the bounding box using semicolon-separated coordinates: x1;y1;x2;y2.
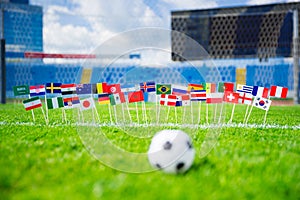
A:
0;0;299;103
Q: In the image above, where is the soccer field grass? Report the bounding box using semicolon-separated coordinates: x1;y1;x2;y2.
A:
0;103;299;200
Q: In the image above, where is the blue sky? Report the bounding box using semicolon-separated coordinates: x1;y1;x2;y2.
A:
29;0;299;55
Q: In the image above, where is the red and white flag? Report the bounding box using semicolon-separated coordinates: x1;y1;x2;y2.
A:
269;86;288;98
107;84;121;94
238;92;253;105
223;91;239;104
80;97;95;111
206;93;223;104
190;90;206;101
160;94;177;106
23;97;42;111
128;91;144;103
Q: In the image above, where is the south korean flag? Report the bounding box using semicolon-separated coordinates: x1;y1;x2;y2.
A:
253;96;272;111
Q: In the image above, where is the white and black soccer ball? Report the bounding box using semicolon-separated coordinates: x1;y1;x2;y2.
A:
147;130;195;174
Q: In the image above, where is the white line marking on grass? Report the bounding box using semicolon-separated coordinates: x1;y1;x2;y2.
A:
0;121;299;130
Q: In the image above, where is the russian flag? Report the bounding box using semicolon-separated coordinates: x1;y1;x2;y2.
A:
172;84;188;95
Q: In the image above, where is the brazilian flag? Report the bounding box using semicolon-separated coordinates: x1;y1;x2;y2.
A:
156;84;171;94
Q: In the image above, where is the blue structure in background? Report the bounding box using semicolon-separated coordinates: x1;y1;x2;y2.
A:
5;60;293;98
2;1;295;98
0;0;43;53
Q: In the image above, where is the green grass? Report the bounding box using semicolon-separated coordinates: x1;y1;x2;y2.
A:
0;103;299;200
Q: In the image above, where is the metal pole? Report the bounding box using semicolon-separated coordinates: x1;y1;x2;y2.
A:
0;38;5;104
293;9;299;104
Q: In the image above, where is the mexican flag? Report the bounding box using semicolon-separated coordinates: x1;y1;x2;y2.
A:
109;92;126;105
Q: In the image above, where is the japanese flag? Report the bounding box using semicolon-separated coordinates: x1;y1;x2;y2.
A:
80;97;95;111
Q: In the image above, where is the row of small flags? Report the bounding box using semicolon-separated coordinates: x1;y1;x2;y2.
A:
13;82;288;124
13;82;288;108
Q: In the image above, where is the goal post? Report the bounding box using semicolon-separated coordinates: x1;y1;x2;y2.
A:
0;38;5;104
293;9;300;104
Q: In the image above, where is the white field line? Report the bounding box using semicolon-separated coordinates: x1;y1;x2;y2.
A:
0;121;299;130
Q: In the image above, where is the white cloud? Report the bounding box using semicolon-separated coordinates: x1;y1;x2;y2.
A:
163;0;218;10
247;0;297;5
31;0;219;62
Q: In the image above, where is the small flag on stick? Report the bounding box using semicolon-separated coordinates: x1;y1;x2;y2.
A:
80;97;95;111
23;97;42;111
223;91;239;104
236;84;253;94
76;84;92;95
156;84;172;95
269;86;288;98
172;84;188;95
140;81;156;93
110;92;126;105
218;82;235;92
46;83;62;94
203;83;216;93
30;85;46;97
252;86;269;98
98;93;110;104
128;91;144;103
47;97;64;109
13;85;29;96
160;94;177;106
187;84;203;92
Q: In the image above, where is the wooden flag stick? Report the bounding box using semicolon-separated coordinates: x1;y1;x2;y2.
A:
175;106;178;124
263;110;268;125
190;101;194;124
31;110;36;122
228;103;236;124
27;95;35;122
218;102;224;124
142;102;148;125
44;95;49;121
41;106;48;125
93;107;101;124
198;101;202;124
135;102;140;124
183;106;186;124
121;103;126;123
125;103;132;123
206;103;209;124
78;108;84;123
61;108;64;123
243;104;250;124
91;106;95;123
157;103;161;125
214;103;218;121
166;106;171;122
108;104;113;124
155;95;158;124
245;104;254;124
62;108;67;123
113;105;118;124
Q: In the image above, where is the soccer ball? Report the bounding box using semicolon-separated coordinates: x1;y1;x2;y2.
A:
147;130;195;174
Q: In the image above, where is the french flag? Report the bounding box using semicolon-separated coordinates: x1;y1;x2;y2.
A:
269;86;288;98
252;86;269;98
